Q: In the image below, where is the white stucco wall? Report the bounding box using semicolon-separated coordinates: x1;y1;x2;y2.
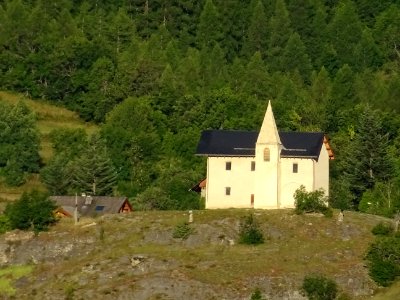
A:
313;145;330;196
279;158;314;208
206;156;255;209
205;146;330;209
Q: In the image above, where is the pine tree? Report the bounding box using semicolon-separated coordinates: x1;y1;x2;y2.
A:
340;105;394;204
354;29;382;71
68;134;117;196
280;32;312;82
374;5;400;62
0;101;40;186
241;52;271;100
268;0;293;72
107;8;136;55
196;0;222;49
327;0;363;67
242;0;268;58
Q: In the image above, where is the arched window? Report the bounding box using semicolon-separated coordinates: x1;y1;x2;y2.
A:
264;147;270;161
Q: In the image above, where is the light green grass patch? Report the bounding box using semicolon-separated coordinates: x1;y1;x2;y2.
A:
371;281;400;300
0;265;33;296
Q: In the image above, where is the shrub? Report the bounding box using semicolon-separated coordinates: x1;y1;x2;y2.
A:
250;288;265;300
371;222;394;236
238;214;264;245
0;214;11;234
172;222;194;240
4;190;57;233
294;186;332;217
301;274;338;300
365;236;400;286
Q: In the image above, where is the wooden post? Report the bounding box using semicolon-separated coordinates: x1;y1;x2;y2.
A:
74;193;78;225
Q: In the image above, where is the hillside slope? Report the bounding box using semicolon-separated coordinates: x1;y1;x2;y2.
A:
0;91;98;201
0;209;393;299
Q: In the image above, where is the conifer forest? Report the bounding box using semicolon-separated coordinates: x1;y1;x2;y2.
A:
0;0;400;215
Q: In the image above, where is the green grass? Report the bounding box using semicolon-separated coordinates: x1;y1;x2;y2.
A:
0;265;33;296
371;281;400;300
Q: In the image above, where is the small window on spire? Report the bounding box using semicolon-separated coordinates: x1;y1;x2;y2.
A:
293;163;298;173
251;161;256;171
226;161;231;170
264;148;270;161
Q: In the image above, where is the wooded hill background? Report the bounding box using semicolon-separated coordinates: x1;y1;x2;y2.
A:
0;0;399;215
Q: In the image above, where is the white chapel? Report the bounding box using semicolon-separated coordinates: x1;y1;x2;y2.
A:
195;101;334;209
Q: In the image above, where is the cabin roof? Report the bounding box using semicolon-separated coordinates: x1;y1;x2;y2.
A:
196;130;326;159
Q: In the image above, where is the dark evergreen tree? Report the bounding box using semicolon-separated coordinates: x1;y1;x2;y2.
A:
68;134;117;196
374;5;400;63
196;0;222;49
327;0;363;67
0;101;40;186
339;105;394;204
5;190;57;233
354;29;383;71
280;32;312;82
242;0;268;58
267;0;293;72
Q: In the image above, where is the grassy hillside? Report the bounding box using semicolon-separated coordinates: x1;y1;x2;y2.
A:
0;91;98;201
0;209;396;299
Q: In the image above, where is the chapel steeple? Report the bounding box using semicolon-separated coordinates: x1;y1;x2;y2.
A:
256;100;282;145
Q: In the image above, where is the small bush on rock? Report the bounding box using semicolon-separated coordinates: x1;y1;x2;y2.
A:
301;274;338;300
294;185;332;217
238;214;264;245
0;214;11;234
371;222;394;236
172;222;194;240
250;287;265;300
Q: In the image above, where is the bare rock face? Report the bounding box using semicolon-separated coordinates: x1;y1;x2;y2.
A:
0;230;35;265
0;230;96;266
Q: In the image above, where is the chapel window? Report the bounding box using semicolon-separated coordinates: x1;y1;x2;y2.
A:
225;187;231;196
293;163;298;173
264;148;270;161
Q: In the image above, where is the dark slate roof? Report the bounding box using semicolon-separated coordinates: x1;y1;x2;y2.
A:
50;196;131;217
196;130;324;159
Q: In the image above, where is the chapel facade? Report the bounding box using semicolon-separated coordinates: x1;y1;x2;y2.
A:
195;101;334;209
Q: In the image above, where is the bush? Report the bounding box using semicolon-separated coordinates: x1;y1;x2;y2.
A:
365;236;400;286
4;190;57;233
301;274;338;300
238;214;264;245
250;288;265;300
294;186;332;217
172;222;194;240
371;222;394;236
0;214;11;234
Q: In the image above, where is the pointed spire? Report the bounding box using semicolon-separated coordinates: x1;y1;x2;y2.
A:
257;100;282;145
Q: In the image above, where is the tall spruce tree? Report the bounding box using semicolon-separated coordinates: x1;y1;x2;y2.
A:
280;32;312;82
340;105;394;204
196;0;222;49
68;134;117;196
242;0;268;58
268;0;293;72
327;0;363;67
